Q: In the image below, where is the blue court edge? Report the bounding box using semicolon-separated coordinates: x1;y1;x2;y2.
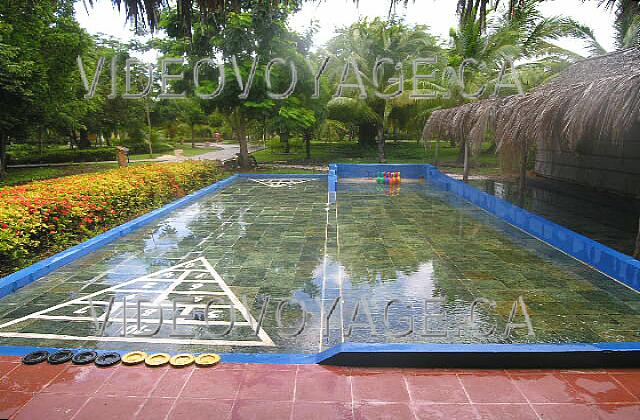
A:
0;165;638;363
1;342;639;365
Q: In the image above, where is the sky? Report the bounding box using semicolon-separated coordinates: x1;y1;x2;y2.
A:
74;0;618;61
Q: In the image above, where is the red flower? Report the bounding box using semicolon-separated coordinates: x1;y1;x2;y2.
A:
1;224;8;229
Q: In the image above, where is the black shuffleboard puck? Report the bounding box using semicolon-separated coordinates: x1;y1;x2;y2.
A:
22;350;50;365
95;352;121;367
48;350;74;365
72;351;98;365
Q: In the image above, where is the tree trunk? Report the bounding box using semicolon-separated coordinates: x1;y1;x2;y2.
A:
457;140;466;163
145;102;153;157
39;128;44;158
280;128;289;153
462;141;470;183
0;134;8;179
634;216;640;260
237;122;249;168
70;130;78;150
262;117;267;146
79;129;91;149
304;130;312;160
518;146;528;207
191;123;195;149
358;123;377;146
377;125;386;163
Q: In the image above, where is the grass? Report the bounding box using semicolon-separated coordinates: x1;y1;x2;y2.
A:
229;167;324;175
128;145;221;161
1;138;500;187
252;137;500;169
0;160;319;188
0;163;119;187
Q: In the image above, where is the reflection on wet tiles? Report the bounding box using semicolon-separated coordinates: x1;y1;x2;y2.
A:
0;178;637;354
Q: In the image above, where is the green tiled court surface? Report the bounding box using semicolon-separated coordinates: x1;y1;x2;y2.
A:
0;178;637;354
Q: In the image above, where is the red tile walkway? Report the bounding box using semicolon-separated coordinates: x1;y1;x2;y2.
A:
0;356;638;419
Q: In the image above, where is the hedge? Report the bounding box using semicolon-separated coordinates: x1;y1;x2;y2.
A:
0;161;223;276
125;142;174;155
8;147;119;165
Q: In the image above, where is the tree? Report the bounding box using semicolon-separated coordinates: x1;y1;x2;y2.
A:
419;0;601;182
179;100;207;148
592;0;640;48
151;3;307;167
0;0;98;177
325;17;440;162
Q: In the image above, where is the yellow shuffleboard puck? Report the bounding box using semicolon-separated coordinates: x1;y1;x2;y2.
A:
195;353;221;367
122;351;147;366
145;353;171;367
170;354;195;368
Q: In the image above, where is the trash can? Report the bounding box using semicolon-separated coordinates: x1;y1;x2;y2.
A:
116;146;129;168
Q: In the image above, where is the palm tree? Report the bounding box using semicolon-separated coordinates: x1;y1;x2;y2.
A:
325;17;441;162
87;1;301;32
421;0;602;182
594;0;640;48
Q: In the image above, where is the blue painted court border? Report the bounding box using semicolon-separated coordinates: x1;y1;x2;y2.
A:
0;165;638;366
0;342;639;367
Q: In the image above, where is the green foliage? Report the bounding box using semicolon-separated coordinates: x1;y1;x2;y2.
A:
8;147;118;165
0;0;626;180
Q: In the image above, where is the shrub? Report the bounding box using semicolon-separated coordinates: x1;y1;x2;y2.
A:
125;142;174;155
8;147;118;165
0;161;223;276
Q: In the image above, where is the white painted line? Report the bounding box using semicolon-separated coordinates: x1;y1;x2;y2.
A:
200;257;275;346
0;332;272;347
249;178;315;188
166;291;227;296
34;315;250;326
0;257;275;347
72;301;232;309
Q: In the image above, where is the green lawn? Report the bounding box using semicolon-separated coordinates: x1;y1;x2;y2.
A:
1;139;499;187
252;138;499;168
128;145;221;160
229;167;324;175
1;160;319;188
0;163;119;187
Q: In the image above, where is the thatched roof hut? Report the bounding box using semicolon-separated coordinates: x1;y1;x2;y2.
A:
424;48;640;196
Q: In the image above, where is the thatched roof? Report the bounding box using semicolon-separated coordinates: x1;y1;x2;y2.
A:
424;48;640;153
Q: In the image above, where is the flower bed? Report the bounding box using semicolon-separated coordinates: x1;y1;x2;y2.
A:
0;161;223;276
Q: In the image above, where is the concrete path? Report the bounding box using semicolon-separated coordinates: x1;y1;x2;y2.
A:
155;143;263;163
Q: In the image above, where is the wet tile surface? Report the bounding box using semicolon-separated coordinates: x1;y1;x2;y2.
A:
0;359;637;419
0;179;637;354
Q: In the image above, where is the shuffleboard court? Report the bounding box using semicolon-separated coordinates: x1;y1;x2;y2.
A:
0;177;637;355
0;257;273;347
